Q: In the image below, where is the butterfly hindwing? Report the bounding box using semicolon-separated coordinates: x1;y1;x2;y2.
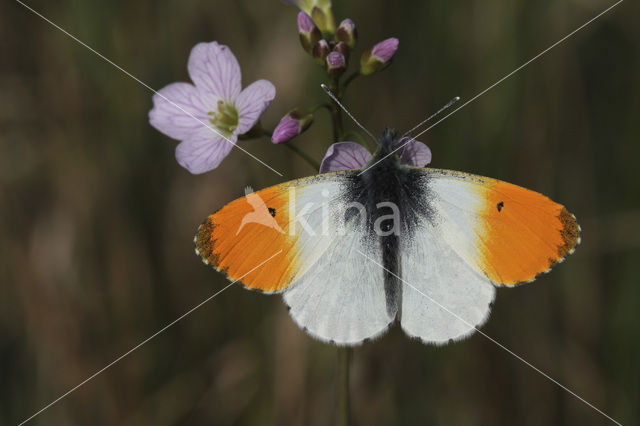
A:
282;223;393;345
400;227;496;344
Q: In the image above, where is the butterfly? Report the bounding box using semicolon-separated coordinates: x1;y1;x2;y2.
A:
194;128;580;346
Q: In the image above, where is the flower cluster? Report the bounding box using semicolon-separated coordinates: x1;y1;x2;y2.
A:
148;0;425;174
274;0;399;144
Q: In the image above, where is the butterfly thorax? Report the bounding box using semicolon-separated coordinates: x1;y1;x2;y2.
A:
346;128;429;317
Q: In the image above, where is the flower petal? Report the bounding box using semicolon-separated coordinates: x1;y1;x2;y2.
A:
149;82;211;140
235;79;276;135
319;142;372;173
396;137;432;167
175;126;236;174
188;42;242;101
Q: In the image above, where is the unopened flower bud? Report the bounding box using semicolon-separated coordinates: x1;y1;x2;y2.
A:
336;18;357;48
333;41;350;61
271;109;314;144
284;0;335;34
297;12;321;53
310;4;336;35
360;37;399;75
312;39;330;64
326;51;346;76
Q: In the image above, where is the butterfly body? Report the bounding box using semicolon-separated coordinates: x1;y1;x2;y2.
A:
346;128;424;318
195;129;580;346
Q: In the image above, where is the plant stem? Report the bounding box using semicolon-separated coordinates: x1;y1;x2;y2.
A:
283;142;320;171
342;72;360;90
311;103;332;114
337;347;352;426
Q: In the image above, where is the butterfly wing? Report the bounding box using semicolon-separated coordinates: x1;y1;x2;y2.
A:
195;171;393;345
400;226;496;344
399;168;580;344
282;222;393;345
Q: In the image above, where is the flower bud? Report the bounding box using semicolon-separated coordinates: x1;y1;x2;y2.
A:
333;41;350;62
336;18;357;48
271;109;314;144
312;39;330;65
360;37;399;75
327;51;347;75
284;0;335;34
310;4;335;35
297;12;321;53
326;51;346;77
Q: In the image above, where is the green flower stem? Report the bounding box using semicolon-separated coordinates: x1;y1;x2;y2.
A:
337;347;352;426
238;123;269;140
310;103;332;114
283;142;320;171
342;72;360;90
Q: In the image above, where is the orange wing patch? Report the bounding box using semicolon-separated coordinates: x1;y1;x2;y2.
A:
474;180;580;285
195;185;299;293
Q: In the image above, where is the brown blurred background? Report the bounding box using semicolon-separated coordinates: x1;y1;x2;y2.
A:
1;0;639;425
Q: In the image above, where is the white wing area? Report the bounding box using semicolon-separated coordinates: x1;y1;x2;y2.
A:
399;170;495;344
400;230;495;344
421;173;489;279
284;234;392;345
282;178;393;346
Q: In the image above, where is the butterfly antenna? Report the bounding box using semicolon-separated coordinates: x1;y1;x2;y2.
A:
320;84;378;143
401;96;461;140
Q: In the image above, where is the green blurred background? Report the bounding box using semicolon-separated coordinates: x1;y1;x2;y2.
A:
1;0;639;424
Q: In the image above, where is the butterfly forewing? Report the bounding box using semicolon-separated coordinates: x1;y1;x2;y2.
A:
421;168;581;286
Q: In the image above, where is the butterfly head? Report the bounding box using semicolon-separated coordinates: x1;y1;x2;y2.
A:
378;127;398;152
371;128;403;167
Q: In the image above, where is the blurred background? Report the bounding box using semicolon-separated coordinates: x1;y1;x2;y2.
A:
1;0;639;424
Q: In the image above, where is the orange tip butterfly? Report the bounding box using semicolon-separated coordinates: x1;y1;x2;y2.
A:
194;127;580;346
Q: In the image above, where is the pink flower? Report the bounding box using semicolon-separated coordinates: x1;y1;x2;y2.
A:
149;42;276;174
319;139;431;173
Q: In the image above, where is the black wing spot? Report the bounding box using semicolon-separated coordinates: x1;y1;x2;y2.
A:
497;201;504;212
268;207;276;217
